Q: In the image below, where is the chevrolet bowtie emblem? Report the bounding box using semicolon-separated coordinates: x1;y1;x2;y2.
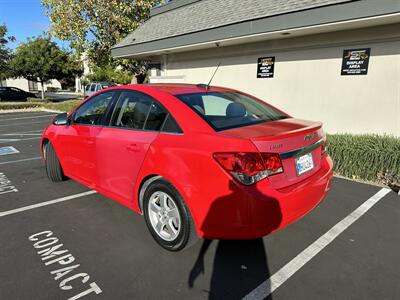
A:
304;133;314;141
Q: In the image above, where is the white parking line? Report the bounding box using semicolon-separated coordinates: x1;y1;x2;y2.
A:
0;191;97;217
0;130;42;135
242;187;392;300
0;157;41;165
2;133;42;136
0;121;50;127
0;114;56;121
0;137;41;143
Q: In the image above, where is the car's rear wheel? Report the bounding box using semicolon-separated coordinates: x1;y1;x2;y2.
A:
143;178;198;251
44;142;66;182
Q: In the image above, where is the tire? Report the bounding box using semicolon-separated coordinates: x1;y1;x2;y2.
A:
143;178;199;251
44;142;66;182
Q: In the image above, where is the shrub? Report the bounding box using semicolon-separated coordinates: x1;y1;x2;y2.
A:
328;134;400;184
0;99;81;112
0;102;42;110
41;100;81;112
46;87;60;92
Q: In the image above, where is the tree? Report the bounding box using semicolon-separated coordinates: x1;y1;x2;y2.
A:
41;0;163;67
87;65;133;84
10;36;81;99
0;24;15;80
59;54;84;89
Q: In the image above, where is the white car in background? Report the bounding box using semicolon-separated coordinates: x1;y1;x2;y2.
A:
84;82;116;98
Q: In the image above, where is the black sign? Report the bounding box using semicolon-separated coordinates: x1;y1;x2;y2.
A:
257;56;275;78
341;48;371;75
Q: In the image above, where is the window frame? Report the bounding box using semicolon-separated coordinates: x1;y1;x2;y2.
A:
107;90;183;134
70;91;120;127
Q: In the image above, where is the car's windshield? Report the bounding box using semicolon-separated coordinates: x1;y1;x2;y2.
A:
175;91;288;131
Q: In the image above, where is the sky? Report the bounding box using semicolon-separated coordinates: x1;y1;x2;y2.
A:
0;0;69;49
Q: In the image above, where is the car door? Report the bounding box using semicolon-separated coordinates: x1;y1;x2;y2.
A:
60;91;117;185
88;83;96;97
0;88;8;101
95;90;167;204
3;88;17;101
84;84;90;97
10;88;26;101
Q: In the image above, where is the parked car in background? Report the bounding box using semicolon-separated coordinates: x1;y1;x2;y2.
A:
0;87;37;101
41;84;333;251
84;81;116;98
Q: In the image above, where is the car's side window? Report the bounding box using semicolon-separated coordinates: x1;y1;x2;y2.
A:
111;91;182;133
145;102;168;131
161;114;182;134
96;84;102;92
90;84;96;92
73;92;114;125
112;91;153;129
85;85;90;91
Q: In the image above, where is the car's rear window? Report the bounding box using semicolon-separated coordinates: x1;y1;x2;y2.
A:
175;91;287;131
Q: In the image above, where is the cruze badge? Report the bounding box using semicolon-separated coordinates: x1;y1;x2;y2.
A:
270;144;283;150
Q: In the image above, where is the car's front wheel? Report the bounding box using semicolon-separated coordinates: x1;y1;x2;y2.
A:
43;142;66;182
143;178;198;251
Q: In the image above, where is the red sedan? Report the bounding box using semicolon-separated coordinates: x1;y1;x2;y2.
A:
41;84;333;251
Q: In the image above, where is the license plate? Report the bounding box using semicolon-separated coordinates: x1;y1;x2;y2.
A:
295;153;314;175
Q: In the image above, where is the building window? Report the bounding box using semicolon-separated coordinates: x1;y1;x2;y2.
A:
28;80;38;92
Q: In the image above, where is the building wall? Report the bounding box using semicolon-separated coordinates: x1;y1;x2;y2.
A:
4;78;62;92
4;78;30;91
151;24;400;136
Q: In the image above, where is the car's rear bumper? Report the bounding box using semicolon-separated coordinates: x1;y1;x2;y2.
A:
198;155;333;239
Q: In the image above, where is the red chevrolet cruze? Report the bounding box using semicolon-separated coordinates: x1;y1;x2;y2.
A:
41;84;333;251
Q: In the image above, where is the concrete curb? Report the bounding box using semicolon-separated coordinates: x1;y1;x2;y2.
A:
0;108;64;114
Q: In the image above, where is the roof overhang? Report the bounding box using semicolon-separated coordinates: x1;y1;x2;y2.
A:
111;0;400;59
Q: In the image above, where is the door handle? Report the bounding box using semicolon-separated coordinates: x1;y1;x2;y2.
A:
126;144;140;152
84;138;95;145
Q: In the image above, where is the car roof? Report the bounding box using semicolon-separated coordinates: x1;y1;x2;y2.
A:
0;87;21;90
140;83;235;95
90;81;115;85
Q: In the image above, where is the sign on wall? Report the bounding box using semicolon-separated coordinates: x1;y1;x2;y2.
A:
257;56;275;78
341;48;371;75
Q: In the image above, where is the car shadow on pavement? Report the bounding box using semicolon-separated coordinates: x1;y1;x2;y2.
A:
188;180;282;299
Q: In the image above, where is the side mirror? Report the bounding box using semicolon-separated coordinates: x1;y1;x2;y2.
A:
52;113;69;126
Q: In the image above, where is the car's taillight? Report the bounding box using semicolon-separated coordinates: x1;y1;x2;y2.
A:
213;152;283;185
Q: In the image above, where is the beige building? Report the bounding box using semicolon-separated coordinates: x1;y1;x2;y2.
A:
0;78;62;92
112;0;400;136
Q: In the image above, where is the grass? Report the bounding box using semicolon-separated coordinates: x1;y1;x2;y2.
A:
41;100;82;112
0;99;82;113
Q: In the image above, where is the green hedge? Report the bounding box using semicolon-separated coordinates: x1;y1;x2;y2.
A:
328;134;400;183
0;100;81;112
0;102;42;110
41;100;81;112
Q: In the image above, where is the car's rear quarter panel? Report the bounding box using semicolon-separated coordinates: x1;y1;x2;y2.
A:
135;131;259;237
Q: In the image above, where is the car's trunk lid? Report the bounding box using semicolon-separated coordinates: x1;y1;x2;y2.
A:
218;118;324;189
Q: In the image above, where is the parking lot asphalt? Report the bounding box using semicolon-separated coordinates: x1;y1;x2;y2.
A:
0;111;399;300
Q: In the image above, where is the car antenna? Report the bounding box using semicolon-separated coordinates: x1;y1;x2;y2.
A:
207;62;221;90
196;62;221;92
